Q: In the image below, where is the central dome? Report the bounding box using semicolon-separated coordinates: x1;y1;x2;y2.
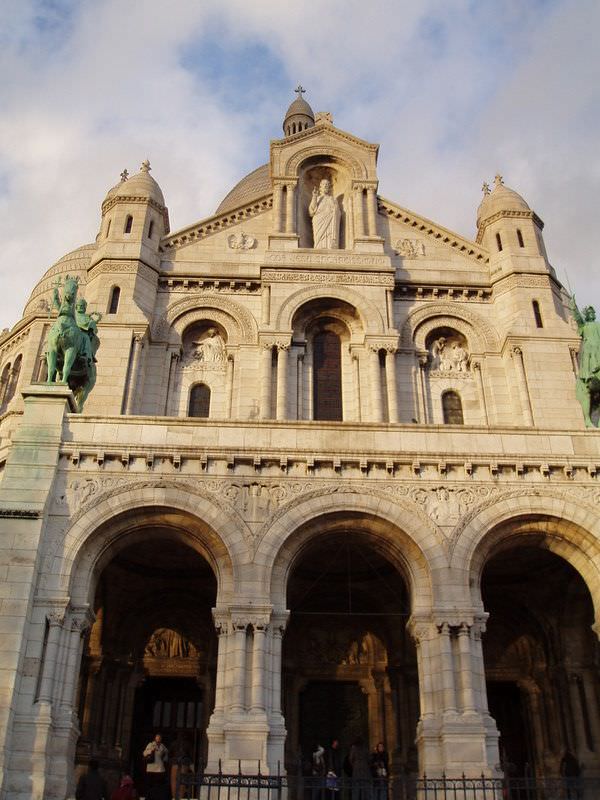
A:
215;164;271;215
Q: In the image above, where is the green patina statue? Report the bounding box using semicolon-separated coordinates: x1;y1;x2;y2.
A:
570;295;600;427
46;275;101;412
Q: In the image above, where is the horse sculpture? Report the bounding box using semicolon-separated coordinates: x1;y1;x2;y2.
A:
46;275;100;412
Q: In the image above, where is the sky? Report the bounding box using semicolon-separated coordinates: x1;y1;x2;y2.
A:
1;0;599;329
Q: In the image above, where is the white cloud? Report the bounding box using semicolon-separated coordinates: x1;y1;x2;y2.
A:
0;0;598;331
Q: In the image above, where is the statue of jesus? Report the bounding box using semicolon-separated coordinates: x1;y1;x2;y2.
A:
309;178;340;249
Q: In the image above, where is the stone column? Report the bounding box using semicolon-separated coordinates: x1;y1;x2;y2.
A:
409;614;500;776
225;354;235;418
354;187;365;238
124;333;144;415
285;182;296;234
296;353;305;420
270;621;286;718
472;360;489;425
417;354;429;423
38;611;65;704
369;346;384;422
212;616;229;720
272;183;283;233
261;285;271;326
251;624;268;713
276;344;289;421
163;349;179;415
438;623;457;713
352;353;362;421
259;343;273;419
230;623;248;712
366;187;378;236
58;609;93;716
386;347;399;423
457;623;476;713
511;346;534;425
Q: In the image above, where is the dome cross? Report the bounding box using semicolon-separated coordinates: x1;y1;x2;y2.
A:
294;84;306;98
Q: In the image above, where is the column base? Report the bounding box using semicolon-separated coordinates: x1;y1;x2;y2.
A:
416;712;500;777
207;713;280;773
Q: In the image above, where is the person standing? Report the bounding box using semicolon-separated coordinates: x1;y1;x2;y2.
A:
75;760;108;800
143;733;169;798
370;743;389;800
326;739;341;796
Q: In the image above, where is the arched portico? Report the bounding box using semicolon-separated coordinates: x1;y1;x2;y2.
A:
458;501;600;783
26;492;244;800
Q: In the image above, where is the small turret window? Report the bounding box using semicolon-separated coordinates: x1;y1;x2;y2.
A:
124;215;133;234
496;232;503;252
442;390;464;425
148;220;154;239
532;300;543;328
105;219;111;238
108;286;120;315
188;384;210;418
517;228;525;248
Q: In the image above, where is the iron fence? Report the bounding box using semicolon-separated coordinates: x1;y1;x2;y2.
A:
175;769;599;800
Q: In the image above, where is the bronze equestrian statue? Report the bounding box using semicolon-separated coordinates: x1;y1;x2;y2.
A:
46;276;100;412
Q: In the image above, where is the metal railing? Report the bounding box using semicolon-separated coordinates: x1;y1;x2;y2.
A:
175;768;599;800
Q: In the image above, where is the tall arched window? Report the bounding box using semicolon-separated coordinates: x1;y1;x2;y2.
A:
105;218;111;238
532;300;543;328
188;384;210;418
1;355;22;411
496;232;503;252
313;331;342;420
148;220;154;239
442;390;464;424
517;228;525;248
124;215;133;234
0;362;11;412
108;286;120;314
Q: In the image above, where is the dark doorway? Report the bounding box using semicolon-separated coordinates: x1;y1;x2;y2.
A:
300;681;368;767
487;681;531;777
313;331;342;420
130;677;203;784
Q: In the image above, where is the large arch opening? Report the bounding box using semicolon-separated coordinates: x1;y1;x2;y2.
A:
282;523;419;779
75;534;218;791
481;543;600;781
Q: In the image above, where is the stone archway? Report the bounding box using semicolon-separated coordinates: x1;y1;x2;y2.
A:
74;528;219;793
271;510;430;779
462;510;600;783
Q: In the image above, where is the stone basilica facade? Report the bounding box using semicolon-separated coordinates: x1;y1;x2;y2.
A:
0;92;599;799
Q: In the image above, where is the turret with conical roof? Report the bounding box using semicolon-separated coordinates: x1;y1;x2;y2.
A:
283;85;315;136
476;174;549;274
92;160;169;276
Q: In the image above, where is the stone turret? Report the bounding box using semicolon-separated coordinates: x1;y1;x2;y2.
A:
477;174;549;274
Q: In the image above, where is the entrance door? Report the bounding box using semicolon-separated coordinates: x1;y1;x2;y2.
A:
299;681;368;768
131;677;204;783
487;681;532;777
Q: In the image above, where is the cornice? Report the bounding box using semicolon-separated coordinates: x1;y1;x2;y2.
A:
271;122;379;154
160;195;272;253
378;197;489;266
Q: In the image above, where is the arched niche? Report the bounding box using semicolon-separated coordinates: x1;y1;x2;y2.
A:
175;321;228;418
297;156;352;249
423;325;478;424
290;298;360;421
